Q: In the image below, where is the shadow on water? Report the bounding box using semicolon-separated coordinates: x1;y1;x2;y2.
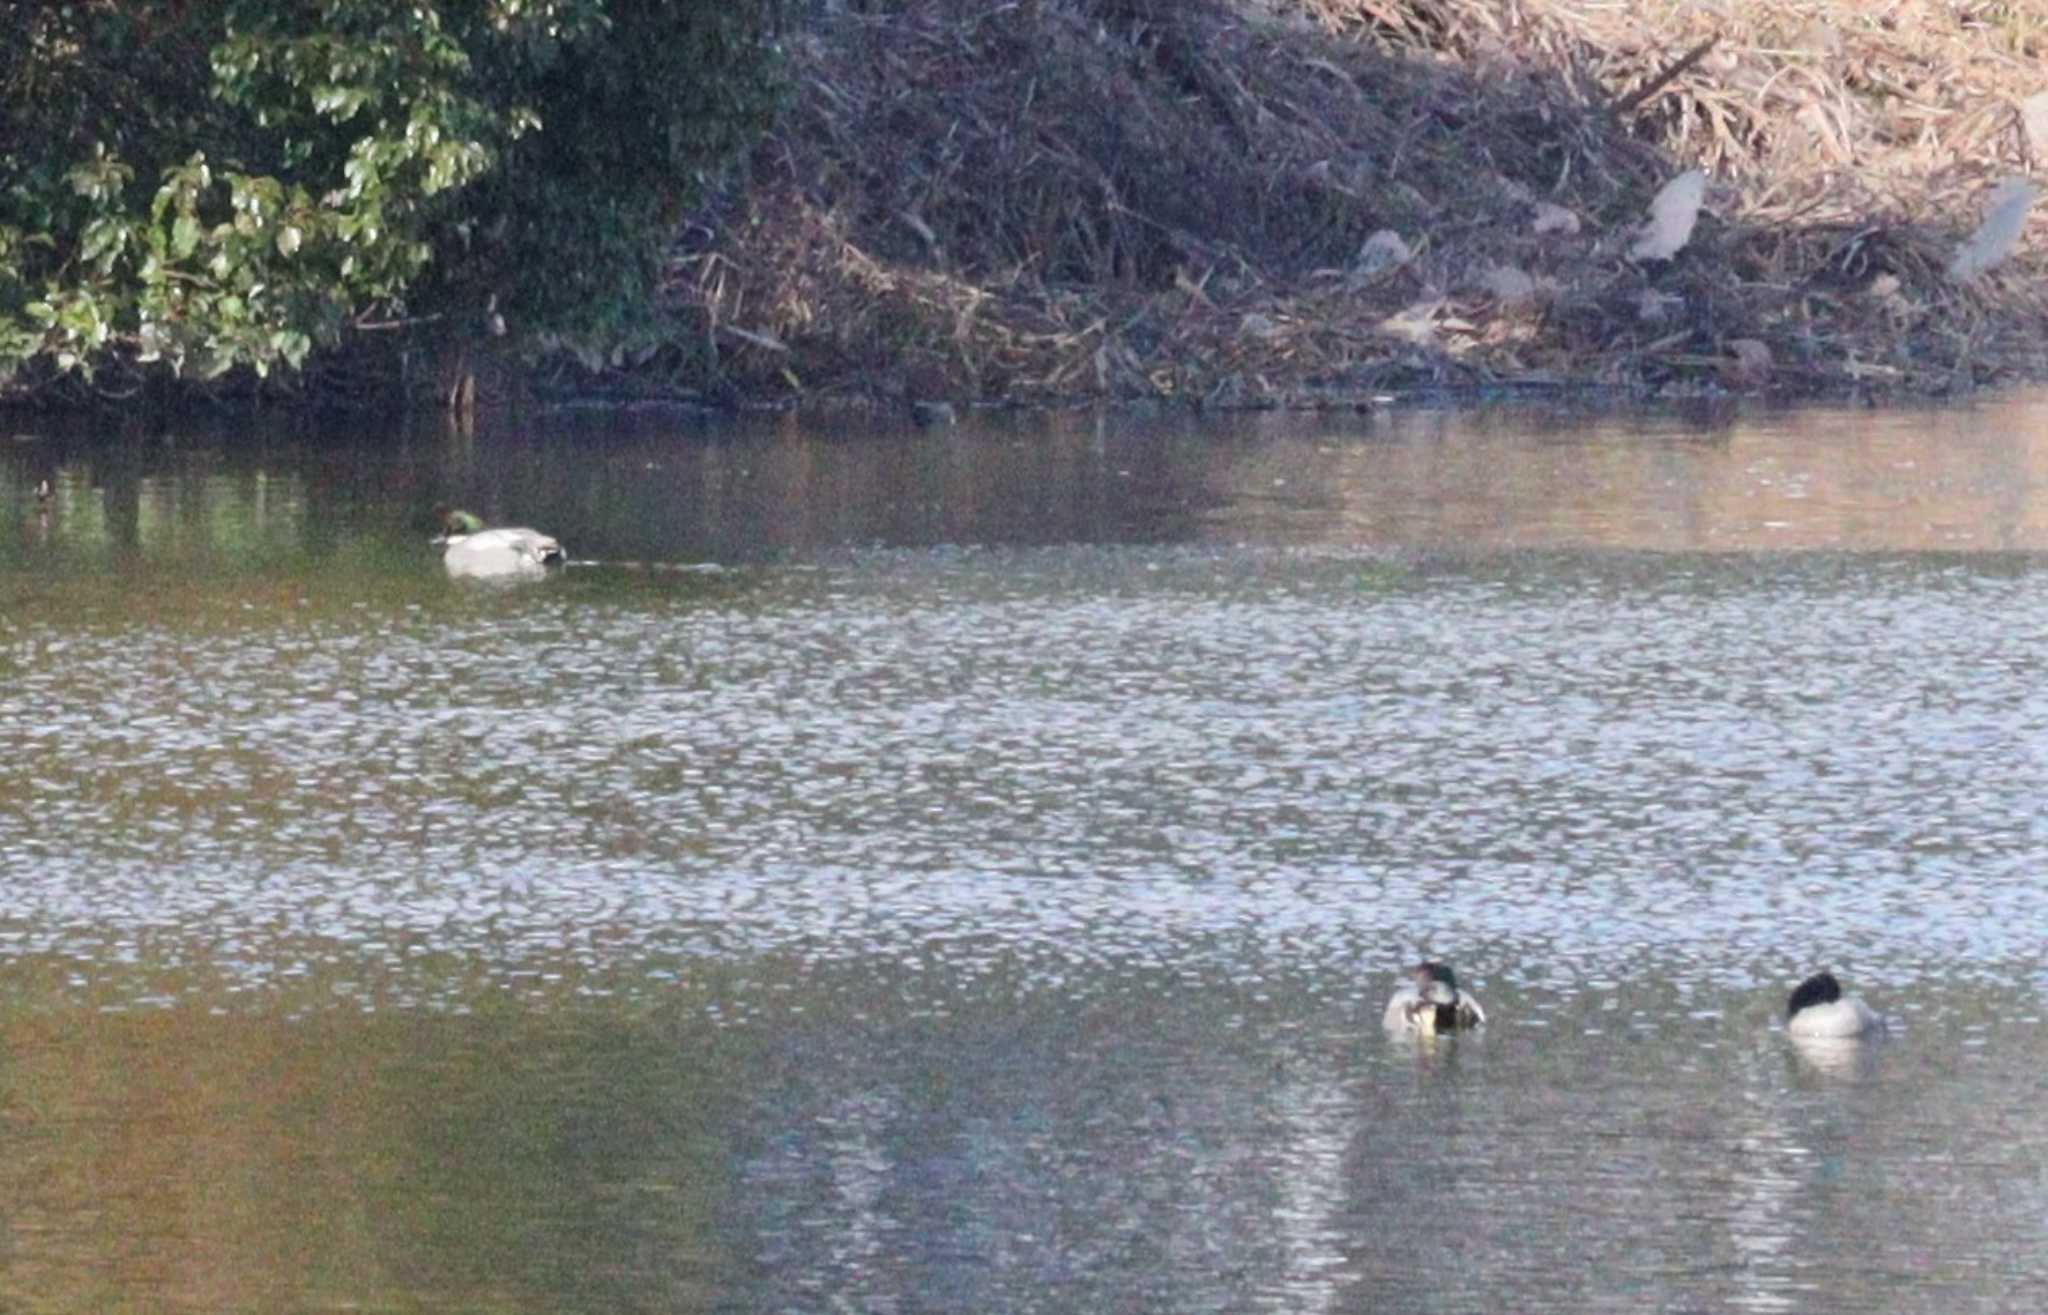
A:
7;391;2048;581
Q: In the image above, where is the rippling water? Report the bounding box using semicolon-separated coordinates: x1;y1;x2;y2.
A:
4;399;2048;1311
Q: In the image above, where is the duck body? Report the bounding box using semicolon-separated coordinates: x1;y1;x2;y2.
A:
1383;961;1485;1035
1785;971;1882;1039
441;526;566;579
433;508;565;580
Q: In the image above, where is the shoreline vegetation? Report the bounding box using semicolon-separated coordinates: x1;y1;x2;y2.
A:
662;0;2048;412
10;0;2048;414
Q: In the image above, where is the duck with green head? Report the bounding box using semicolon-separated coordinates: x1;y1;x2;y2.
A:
433;506;565;579
1383;960;1486;1035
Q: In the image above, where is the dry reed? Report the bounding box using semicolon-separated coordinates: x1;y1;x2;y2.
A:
657;0;2048;407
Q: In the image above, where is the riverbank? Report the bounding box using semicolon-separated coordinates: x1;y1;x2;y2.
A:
656;0;2048;411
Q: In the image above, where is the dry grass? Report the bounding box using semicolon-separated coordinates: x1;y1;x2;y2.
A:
659;0;2048;407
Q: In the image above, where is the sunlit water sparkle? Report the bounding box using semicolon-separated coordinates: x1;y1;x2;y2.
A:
6;402;2048;1313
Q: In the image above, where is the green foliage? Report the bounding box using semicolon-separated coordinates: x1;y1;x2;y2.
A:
0;1;780;395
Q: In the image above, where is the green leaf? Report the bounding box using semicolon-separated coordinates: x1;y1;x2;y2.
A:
276;330;313;370
80;220;126;266
5;0;781;390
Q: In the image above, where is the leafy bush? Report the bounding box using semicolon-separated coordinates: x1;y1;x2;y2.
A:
0;1;779;397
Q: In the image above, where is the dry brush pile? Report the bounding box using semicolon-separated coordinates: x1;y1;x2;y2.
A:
662;0;2048;408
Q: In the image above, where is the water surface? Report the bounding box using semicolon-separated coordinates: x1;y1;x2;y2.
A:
4;396;2048;1311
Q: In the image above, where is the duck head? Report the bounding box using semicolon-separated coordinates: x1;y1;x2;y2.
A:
1411;961;1464;1005
1386;959;1485;1034
432;505;487;544
1786;971;1842;1020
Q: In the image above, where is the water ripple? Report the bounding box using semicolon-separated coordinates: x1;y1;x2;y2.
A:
3;548;2047;1015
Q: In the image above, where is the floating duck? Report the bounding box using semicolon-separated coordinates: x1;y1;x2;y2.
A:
1785;970;1883;1039
1383;960;1486;1035
433;507;564;580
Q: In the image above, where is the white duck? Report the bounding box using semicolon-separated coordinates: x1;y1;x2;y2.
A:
434;508;565;580
1785;970;1883;1039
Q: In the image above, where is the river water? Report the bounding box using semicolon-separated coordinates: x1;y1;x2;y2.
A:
3;397;2048;1312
